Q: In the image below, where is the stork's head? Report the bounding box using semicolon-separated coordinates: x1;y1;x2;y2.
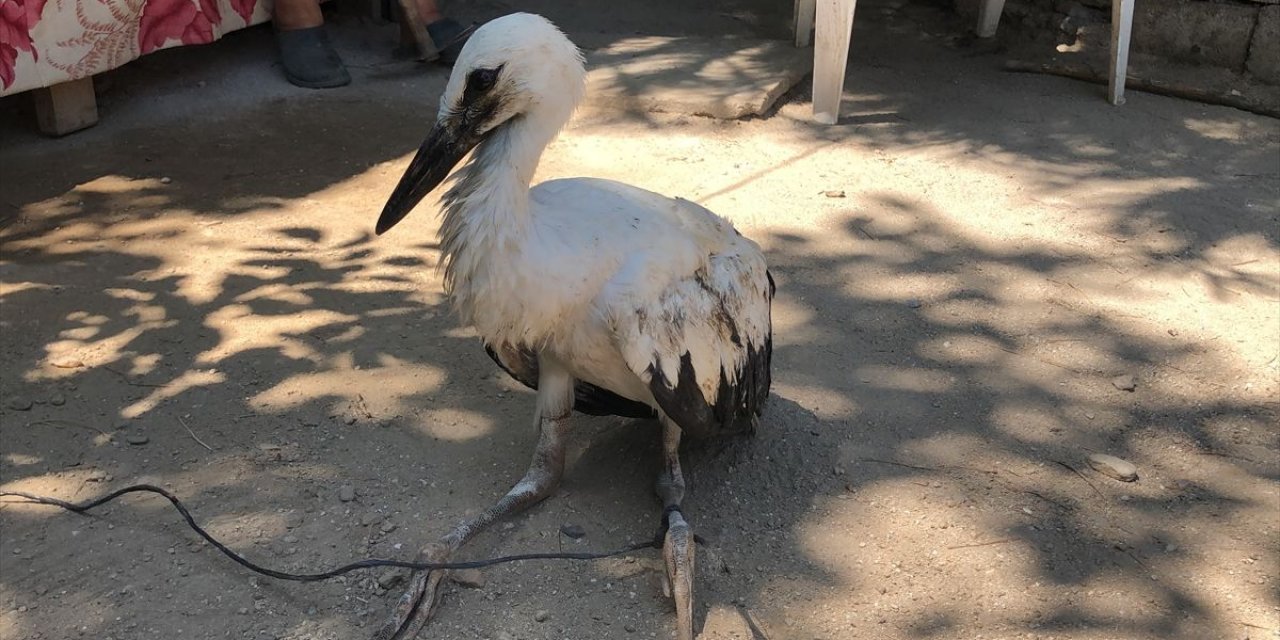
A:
376;13;586;235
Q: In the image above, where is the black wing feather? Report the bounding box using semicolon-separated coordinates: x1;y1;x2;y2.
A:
646;334;771;439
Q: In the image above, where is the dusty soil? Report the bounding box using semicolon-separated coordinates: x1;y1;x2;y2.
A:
2;1;1277;640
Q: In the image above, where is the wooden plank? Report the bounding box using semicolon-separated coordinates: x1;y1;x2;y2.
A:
976;0;1006;38
1004;59;1280;118
812;0;856;125
583;36;812;120
32;77;98;137
1109;0;1135;105
794;0;816;47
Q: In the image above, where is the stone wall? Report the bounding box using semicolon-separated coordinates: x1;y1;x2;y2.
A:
955;0;1280;85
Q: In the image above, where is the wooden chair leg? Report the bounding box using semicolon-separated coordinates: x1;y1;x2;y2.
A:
32;76;98;137
794;0;816;47
976;0;1006;38
1109;0;1135;105
812;0;856;125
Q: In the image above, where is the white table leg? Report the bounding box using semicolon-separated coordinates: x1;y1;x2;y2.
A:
812;0;857;125
1109;0;1135;105
794;0;816;47
976;0;1006;38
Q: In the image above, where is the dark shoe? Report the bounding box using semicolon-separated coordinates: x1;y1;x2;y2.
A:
275;26;351;89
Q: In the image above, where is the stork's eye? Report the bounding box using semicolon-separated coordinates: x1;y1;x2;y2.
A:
467;67;501;94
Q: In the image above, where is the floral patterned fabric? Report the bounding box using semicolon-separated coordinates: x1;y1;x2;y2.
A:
1;0;270;96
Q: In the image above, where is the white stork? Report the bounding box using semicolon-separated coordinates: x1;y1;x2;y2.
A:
370;13;774;640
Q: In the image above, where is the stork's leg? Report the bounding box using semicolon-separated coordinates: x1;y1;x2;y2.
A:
372;360;575;640
656;417;695;640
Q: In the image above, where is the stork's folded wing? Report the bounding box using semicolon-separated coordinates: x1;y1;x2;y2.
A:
612;253;774;439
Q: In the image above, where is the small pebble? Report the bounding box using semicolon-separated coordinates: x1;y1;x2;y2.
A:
1087;453;1138;482
7;397;33;411
823;190;846;198
534;610;550;622
906;298;922;309
559;523;586;539
360;512;383;527
377;569;406;590
48;393;66;406
451;568;485;588
338;486;356;502
1111;374;1137;392
160;177;172;184
380;520;397;534
126;434;149;445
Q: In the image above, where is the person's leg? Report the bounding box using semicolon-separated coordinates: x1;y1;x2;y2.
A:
274;0;324;29
414;0;444;24
273;0;351;88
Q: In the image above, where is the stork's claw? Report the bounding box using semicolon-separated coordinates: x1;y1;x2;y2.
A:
663;510;696;640
371;543;451;640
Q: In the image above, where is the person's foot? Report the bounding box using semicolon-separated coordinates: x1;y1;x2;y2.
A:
273;0;350;89
275;27;351;88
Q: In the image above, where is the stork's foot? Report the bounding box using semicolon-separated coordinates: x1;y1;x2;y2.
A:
370;405;573;640
370;543;451;640
662;508;696;640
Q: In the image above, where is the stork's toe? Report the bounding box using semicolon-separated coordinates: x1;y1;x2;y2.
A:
371;543;451;640
663;511;696;640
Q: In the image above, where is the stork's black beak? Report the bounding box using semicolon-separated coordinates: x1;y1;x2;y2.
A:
375;119;481;235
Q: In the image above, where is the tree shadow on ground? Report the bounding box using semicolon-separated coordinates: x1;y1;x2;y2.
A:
2;1;1277;639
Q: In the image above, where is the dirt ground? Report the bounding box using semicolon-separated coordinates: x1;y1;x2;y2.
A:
2;1;1278;639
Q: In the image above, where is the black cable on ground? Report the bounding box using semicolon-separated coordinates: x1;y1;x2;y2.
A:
0;485;660;583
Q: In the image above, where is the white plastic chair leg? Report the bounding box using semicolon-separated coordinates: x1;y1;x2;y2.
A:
794;0;816;47
1109;0;1135;105
812;0;857;125
976;0;1006;38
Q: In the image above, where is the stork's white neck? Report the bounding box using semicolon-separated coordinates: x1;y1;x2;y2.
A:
436;110;564;324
